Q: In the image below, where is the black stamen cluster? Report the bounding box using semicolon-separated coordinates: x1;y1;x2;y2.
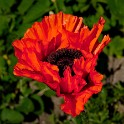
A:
46;48;82;77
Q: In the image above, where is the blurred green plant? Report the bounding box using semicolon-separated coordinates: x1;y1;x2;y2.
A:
0;0;124;123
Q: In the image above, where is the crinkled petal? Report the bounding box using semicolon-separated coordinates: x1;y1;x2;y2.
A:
60;70;103;117
12;38;45;60
60;91;92;117
61;12;83;32
60;95;77;116
14;61;60;90
73;56;97;77
12;12;111;117
81;17;105;52
89;17;105;52
73;57;85;76
60;67;73;93
14;62;46;83
60;67;86;94
93;35;111;55
80;26;90;42
63;30;81;49
88;70;103;93
24;12;83;46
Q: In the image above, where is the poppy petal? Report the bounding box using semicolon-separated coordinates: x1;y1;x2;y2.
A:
93;35;111;55
60;91;92;117
89;17;105;52
14;61;60;90
73;56;97;77
73;57;85;76
80;26;90;42
63;30;81;49
84;71;103;95
12;12;111;117
62;12;83;32
12;38;44;60
60;70;103;117
60;67;73;93
81;17;105;52
60;67;87;94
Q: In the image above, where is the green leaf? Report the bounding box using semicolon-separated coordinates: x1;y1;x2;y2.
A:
56;0;66;12
16;98;34;114
1;108;24;123
8;54;17;69
0;15;10;35
16;78;32;96
108;0;124;17
31;94;44;115
23;0;50;23
15;23;33;38
96;4;104;15
84;15;99;28
80;4;89;13
35;82;48;90
110;15;117;27
44;89;56;97
0;0;16;12
104;36;124;57
0;40;5;53
75;112;89;124
22;88;33;97
102;16;111;31
0;56;6;76
4;93;15;103
63;120;71;124
0;85;4;91
0;56;6;68
108;0;124;25
17;0;34;15
77;0;87;3
72;2;89;13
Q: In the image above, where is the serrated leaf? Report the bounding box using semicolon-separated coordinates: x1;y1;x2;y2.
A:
1;108;24;123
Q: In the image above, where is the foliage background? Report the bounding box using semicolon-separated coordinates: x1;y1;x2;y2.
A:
0;0;124;123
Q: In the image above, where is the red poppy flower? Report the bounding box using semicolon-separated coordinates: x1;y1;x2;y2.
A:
12;12;111;117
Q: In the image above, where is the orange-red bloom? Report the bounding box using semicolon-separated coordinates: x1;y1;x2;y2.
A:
12;12;111;117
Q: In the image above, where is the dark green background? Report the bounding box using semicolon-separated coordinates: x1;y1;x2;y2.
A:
0;0;124;123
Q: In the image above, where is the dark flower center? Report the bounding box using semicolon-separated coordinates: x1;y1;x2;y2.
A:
46;48;82;77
